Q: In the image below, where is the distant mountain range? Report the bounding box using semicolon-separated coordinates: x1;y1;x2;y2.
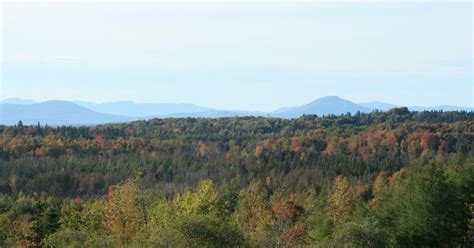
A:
1;97;472;125
1;98;38;105
358;102;398;111
71;101;211;117
0;101;130;126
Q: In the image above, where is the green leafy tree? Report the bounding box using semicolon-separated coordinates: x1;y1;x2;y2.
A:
376;163;470;246
306;193;333;246
44;200;111;247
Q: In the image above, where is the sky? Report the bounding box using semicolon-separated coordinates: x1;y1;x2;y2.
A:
1;1;472;111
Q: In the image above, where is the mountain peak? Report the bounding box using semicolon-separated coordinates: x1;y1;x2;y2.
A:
273;96;372;118
307;96;355;106
313;96;343;102
320;95;340;99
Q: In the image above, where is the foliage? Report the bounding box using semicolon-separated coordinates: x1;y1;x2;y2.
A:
0;111;472;246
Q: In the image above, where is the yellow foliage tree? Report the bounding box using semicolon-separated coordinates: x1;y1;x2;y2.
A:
104;179;147;245
176;180;218;216
327;176;357;226
233;181;275;247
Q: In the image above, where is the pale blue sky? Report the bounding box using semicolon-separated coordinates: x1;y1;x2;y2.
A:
1;2;472;111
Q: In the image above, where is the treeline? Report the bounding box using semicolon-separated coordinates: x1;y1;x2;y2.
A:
0;109;472;198
0;155;472;247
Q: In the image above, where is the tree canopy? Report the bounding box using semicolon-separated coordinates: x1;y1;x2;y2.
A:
0;110;472;246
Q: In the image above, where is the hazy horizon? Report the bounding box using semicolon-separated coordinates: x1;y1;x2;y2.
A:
2;2;473;111
1;95;472;111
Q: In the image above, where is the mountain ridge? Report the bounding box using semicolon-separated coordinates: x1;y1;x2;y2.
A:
0;101;132;125
1;96;472;125
72;101;212;117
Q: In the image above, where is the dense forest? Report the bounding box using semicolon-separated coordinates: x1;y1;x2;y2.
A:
0;108;473;247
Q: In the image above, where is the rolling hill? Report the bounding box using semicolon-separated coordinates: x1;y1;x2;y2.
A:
73;101;212;117
0;101;131;125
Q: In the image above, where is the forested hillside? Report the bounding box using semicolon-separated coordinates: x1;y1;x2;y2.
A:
0;108;473;247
